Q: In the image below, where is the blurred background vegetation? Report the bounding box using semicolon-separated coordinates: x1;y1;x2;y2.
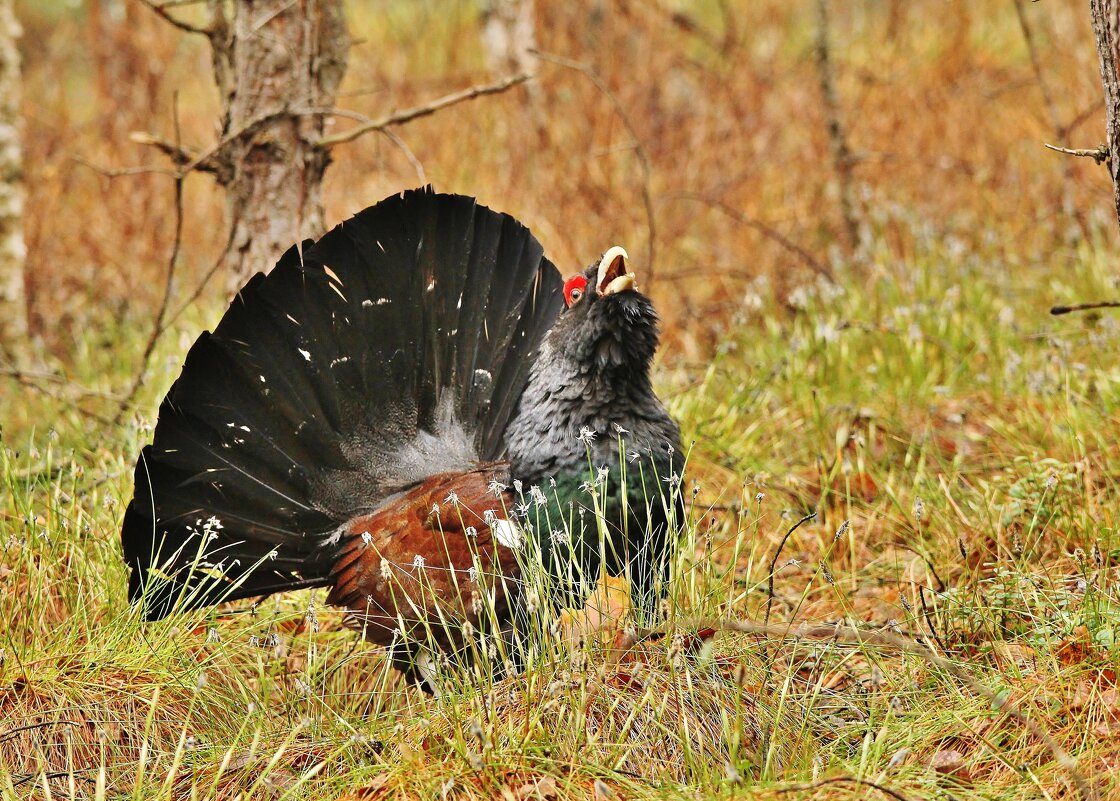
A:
15;0;1110;361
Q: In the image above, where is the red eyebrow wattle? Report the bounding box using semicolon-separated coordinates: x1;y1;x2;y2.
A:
563;275;587;307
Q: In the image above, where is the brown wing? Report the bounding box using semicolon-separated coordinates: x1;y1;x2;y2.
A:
327;463;521;658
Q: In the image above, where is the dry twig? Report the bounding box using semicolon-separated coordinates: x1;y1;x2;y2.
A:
661;191;833;282
530;48;659;288
114;102;188;426
1044;142;1109;164
1015;0;1090;238
316;73;532;148
138;0;211;36
1051;300;1120;315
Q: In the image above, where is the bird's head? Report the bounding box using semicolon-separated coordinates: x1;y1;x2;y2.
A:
547;246;659;377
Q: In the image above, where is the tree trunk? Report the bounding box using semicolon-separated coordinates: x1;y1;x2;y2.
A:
0;0;24;354
480;0;538;77
207;0;349;290
813;0;859;252
1089;0;1120;235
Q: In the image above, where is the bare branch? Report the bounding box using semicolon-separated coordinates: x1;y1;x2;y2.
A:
0;365;122;401
531;48;660;287
138;0;212;37
166;224;236;330
317;73;532;148
1051;300;1120;315
71;156;178;179
114;101;189;425
1044;142;1109;164
1014;0;1087;237
377;128;427;184
128;131;221;173
660;191;833;282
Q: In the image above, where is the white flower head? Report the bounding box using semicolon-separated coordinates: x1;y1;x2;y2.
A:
444;490;459;506
529;485;547;506
577;426;596;444
361;531;373;546
488;480;507;497
412;554;426;570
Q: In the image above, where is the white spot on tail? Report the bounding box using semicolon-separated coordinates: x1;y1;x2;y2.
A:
491;519;523;550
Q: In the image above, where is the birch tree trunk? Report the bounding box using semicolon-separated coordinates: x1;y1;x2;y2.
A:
0;0;24;353
207;0;349;290
480;0;537;77
1089;0;1120;234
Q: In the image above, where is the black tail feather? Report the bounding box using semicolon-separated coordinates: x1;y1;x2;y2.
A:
123;188;564;619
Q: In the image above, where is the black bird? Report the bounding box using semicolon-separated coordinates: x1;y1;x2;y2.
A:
121;188;682;688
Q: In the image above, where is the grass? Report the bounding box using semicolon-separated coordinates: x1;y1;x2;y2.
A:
7;1;1120;798
5;217;1120;800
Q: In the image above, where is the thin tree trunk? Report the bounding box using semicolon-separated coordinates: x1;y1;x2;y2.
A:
207;0;349;290
1089;0;1120;235
480;0;538;77
0;0;24;354
814;0;859;251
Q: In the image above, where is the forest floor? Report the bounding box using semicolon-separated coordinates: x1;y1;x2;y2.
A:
3;226;1120;801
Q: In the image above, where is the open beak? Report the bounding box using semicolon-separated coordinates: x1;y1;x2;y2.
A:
596;246;636;296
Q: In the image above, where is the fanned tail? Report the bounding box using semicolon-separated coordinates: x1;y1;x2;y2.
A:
122;188;564;619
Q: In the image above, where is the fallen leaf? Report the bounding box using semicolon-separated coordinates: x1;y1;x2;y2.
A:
514;776;558;799
558;570;631;646
335;774;390;801
929;748;971;782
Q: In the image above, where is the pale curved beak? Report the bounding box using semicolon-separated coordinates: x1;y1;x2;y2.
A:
596;246;637;296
